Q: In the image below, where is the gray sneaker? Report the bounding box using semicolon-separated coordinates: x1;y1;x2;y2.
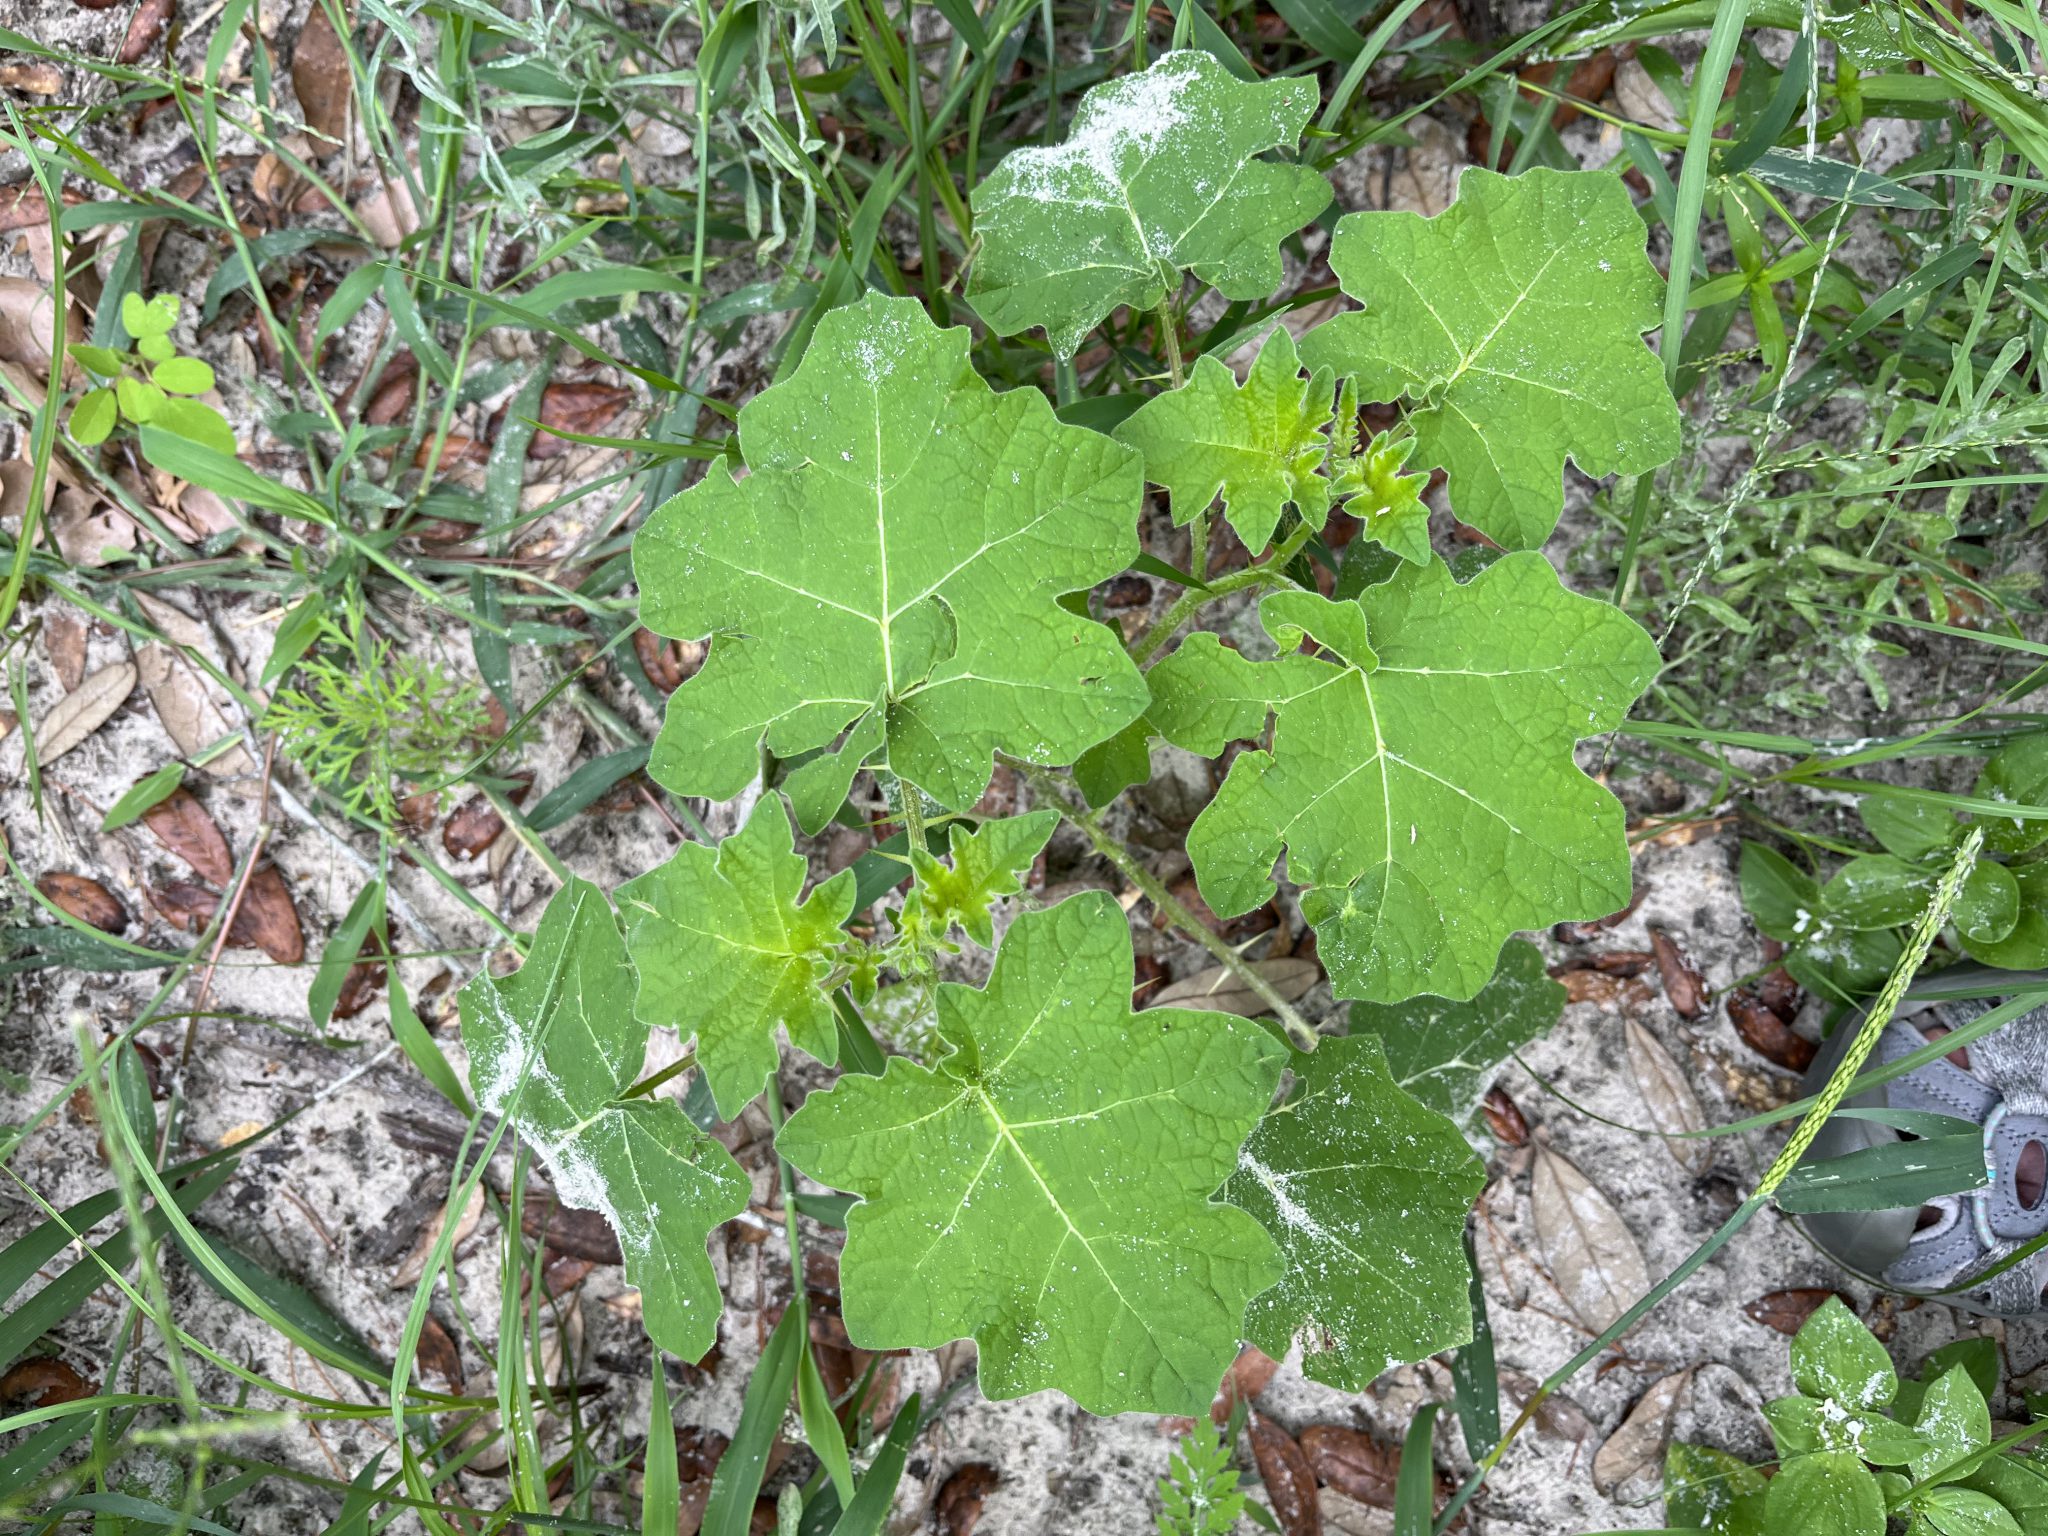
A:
1798;967;2048;1317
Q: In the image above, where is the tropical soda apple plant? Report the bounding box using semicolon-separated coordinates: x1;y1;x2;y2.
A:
462;50;1680;1421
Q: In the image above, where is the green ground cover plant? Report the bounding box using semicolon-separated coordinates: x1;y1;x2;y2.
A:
0;0;2045;1529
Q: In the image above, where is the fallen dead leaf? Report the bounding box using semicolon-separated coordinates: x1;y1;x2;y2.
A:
523;1189;623;1264
1615;56;1680;133
1728;988;1816;1071
1650;927;1709;1018
0;276;83;379
356;174;419;248
1299;1425;1398;1507
1501;1369;1597;1443
1150;956;1320;1016
49;488;136;567
1553;883;1648;942
142;786;234;885
0;1358;94;1408
1557;969;1653;1008
1211;1344;1279;1424
292;0;353;143
239;865;304;963
35;660;135;764
1623;1018;1709;1173
334;954;385;1019
444;792;506;859
42;608;86;691
934;1463;999;1536
1480;1085;1530;1147
0;62;63;95
36;872;127;933
0;183;48;234
414;1312;464;1393
1318;1489;1393;1536
529;380;632;459
1743;1288;1848;1335
135;643;256;776
1591;1368;1692;1496
1530;1141;1652;1334
1249;1416;1321;1536
118;0;174;63
390;1183;484;1289
1384;113;1463;217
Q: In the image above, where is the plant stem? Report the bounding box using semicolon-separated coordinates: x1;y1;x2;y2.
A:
897;775;928;854
1155;297;1184;390
1128;559;1292;667
1013;762;1319;1052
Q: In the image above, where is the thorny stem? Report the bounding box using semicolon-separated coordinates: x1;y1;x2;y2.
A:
1432;827;1987;1534
896;776;929;857
760;1074;809;1325
1012;762;1320;1053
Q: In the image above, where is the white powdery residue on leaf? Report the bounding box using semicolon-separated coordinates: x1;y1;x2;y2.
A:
995;55;1196;207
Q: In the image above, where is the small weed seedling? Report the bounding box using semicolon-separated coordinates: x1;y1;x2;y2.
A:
68;294;235;456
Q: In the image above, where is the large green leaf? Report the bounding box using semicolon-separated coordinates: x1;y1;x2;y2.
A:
1762;1452;1884;1536
1299;168;1680;549
460;879;749;1361
1351;938;1564;1129
1227;1034;1484;1389
1112;327;1333;554
617;796;854;1120
1977;733;2048;856
1163;554;1659;1003
634;293;1147;829
967;50;1331;359
776;893;1286;1415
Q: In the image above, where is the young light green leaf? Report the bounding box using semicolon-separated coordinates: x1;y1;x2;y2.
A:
70;386;117;446
1299;168;1680;550
967;50;1331;360
460;878;750;1361
1956;861;2020;946
1351;938;1565;1129
617;795;856;1121
147;400;237;455
1860;794;1959;861
776;893;1287;1415
1790;1296;1896;1411
1168;554;1659;1003
899;809;1059;949
116;375;164;424
123;291;178;338
1228;1034;1483;1389
136;332;175;364
1111;327;1333;554
1332;428;1432;565
1916;1487;2023;1536
634;293;1147;830
69;343;126;376
152;356;216;395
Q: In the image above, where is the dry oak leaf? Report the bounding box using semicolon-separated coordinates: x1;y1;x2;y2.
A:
1623;1017;1709;1174
35;660;135;764
530;380;632;460
292;0;353;143
1529;1141;1651;1334
0;276;83;380
1299;1425;1398;1507
41;608;87;692
1249;1416;1322;1536
142;786;234;886
1591;1368;1692;1496
118;0;174;64
36;872;127;934
1149;955;1320;1016
135;643;256;776
238;866;305;964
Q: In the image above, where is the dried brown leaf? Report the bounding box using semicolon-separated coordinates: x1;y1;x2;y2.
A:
0;183;49;233
118;0;174;64
1557;969;1652;1008
444;793;505;859
36;872;127;934
292;0;353;143
1530;1142;1651;1334
1211;1344;1279;1424
42;609;86;692
530;380;631;460
0;63;64;95
1650;927;1709;1018
0;276;83;379
1623;1018;1709;1173
1299;1425;1397;1507
1150;956;1320;1016
523;1190;624;1264
1249;1416;1321;1536
390;1184;483;1289
135;643;255;777
1727;989;1816;1072
142;786;234;886
239;865;305;963
334;956;385;1019
414;1312;463;1394
934;1464;999;1536
1591;1368;1691;1496
1480;1085;1530;1148
1552;882;1647;943
49;489;135;567
1318;1489;1392;1536
0;1358;94;1407
35;660;134;764
1501;1369;1596;1443
1743;1288;1847;1335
